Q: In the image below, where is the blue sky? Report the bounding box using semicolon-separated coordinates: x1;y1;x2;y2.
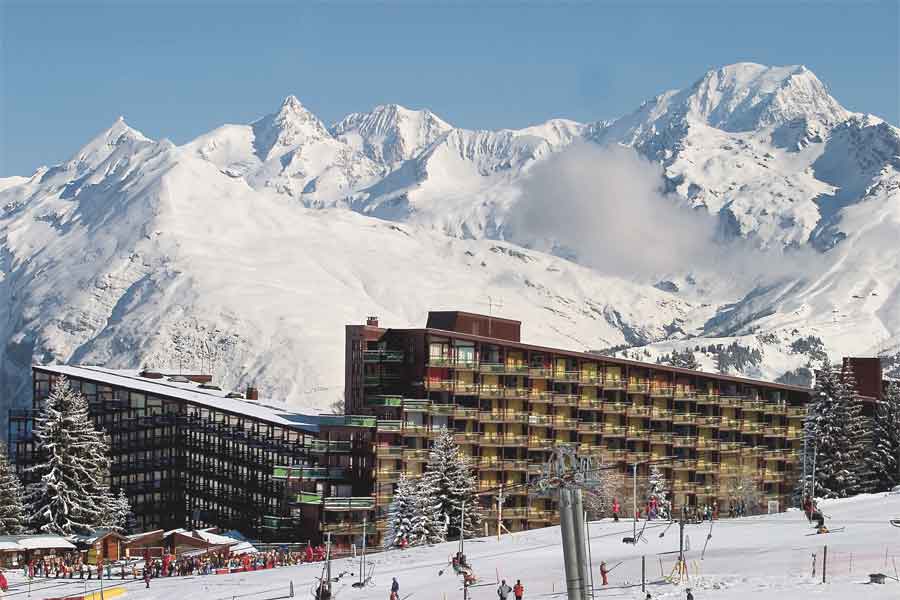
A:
1;0;897;177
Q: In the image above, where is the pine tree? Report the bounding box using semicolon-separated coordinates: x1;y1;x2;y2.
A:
420;429;481;539
103;488;132;532
645;465;671;519
25;376;121;535
0;444;26;534
805;360;867;498
865;382;900;492
385;474;419;548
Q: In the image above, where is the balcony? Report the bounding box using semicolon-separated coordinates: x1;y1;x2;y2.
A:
309;440;352;453
786;427;803;440
551;416;578;430
786;406;807;419
601;423;627;437
375;419;403;433
323;497;376;511
552;393;580;407
627;405;652;417
529;367;552;379
696;394;720;405
553;371;582;383
376;445;405;457
480;363;529;375
742;400;766;412
526;510;554;522
719;396;745;407
650;408;673;421
696;437;720;450
454;432;482;444
367;395;403;407
376;470;403;483
321;522;377;536
529;414;553;427
528;390;554;404
695;416;720;428
765;403;788;415
402;399;430;413
673;435;697;447
527;437;554;451
428;403;455;416
403;448;430;462
674;389;697;400
719;441;744;452
763;426;787;437
425;379;454;392
480;385;504;399
453;407;480;420
580;372;601;386
578;396;604;410
576;421;604;434
364;350;404;363
719;418;740;431
740;422;765;434
695;461;717;473
762;471;785;484
626;428;650;441
602;449;628;462
402;424;432;436
672;481;698;493
671;459;697;471
603;377;626;390
650;431;674;444
762;449;787;461
481;434;528;447
480;411;530;424
455;383;480;395
650;387;674;398
671;412;698;424
454;359;478;371
602;401;629;414
627;382;649;394
578;444;604;456
478;458;529;471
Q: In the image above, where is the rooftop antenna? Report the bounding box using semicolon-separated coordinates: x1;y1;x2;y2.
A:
478;296;504;338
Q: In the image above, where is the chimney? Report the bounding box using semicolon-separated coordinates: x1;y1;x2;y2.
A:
366;316;379;327
246;386;259;401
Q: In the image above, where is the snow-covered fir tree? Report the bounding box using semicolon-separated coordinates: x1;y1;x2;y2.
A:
385;474;419;548
645;465;671;519
411;478;446;545
583;465;621;519
25;376;123;534
420;429;481;539
864;382;900;493
0;443;26;534
804;360;867;498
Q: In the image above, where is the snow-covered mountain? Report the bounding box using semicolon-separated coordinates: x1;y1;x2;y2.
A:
2;62;898;418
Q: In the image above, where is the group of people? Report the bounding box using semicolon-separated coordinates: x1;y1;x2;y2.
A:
24;556;106;580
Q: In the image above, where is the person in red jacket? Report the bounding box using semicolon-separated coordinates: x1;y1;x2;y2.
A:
305;544;314;563
600;561;609;586
612;498;620;522
513;579;524;599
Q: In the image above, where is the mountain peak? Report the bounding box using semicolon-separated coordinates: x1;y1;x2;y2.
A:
64;117;152;173
684;62;849;132
330;103;453;166
251;95;331;161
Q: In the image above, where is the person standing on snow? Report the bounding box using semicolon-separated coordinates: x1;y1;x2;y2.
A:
390;577;399;600
686;588;694;600
600;561;609;586
513;579;524;599
497;579;513;599
612;498;620;522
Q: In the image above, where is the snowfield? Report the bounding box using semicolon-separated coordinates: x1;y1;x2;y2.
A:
9;493;900;599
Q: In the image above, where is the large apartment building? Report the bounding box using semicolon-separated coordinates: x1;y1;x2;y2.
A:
10;365;375;547
347;311;816;536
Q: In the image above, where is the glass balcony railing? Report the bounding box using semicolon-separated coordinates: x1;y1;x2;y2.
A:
364;350;405;363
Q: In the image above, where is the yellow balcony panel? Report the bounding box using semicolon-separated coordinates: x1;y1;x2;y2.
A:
650;431;674;444
580;373;601;386
696;438;720;450
601;423;627;437
375;445;405;457
672;412;699;424
627;451;651;463
554;371;582;383
454;432;482;445
481;433;528;447
578;397;604;410
719;418;741;431
527;437;554;450
674;389;697;400
403;448;430;462
763;426;787;437
719;396;746;408
529;367;552;379
552;393;580;406
528;390;554;404
696;394;720;405
696;460;717;473
626;428;650;441
602;401;629;414
576;421;604;433
650;386;675;398
696;416;720;427
453;407;480;419
479;386;505;399
479;411;530;424
740;422;765;434
742;400;766;412
671;459;697;471
455;383;480;395
786;406;807;419
764;403;788;415
425;379;454;391
627;382;649;394
602;449;628;462
650;408;673;421
603;377;626;390
627;405;652;417
673;435;697;447
719;441;744;452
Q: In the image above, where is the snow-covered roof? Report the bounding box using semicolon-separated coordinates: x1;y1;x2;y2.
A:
36;365;322;432
0;535;77;550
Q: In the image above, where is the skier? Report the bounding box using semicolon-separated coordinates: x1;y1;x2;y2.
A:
612;498;620;522
811;506;827;533
143;566;151;589
803;494;814;521
390;576;399;600
686;588;694;600
513;579;524;599
600;561;609;586
497;579;513;600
